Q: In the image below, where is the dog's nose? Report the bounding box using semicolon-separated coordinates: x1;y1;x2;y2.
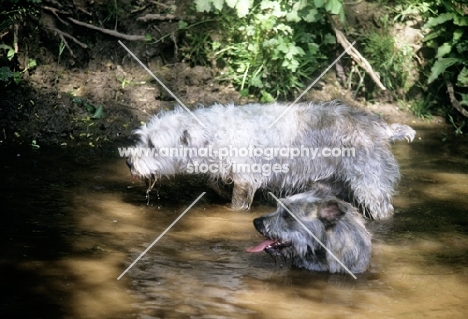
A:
126;158;133;169
253;218;264;232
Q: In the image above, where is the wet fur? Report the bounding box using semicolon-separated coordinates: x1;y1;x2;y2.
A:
126;101;415;219
252;187;372;273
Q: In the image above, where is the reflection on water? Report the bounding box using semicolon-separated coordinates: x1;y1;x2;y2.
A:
1;124;468;318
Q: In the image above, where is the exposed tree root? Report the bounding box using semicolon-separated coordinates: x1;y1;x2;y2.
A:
68;17;147;41
137;14;177;22
446;81;468;118
330;18;387;91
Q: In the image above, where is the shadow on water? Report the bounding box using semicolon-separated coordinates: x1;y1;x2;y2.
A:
1;123;468;318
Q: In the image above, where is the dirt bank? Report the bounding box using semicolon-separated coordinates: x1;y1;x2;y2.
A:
0;0;444;148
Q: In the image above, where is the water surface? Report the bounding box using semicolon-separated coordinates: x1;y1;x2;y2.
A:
1;124;468;318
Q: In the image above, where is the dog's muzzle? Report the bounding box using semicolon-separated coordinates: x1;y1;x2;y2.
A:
247;217;291;254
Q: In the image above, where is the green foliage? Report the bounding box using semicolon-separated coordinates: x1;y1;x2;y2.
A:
361;19;414;99
0;66;15;83
0;58;36;86
421;1;468;121
185;0;343;100
0;0;41;29
382;0;468;125
424;4;468;84
0;0;40;85
72;97;105;119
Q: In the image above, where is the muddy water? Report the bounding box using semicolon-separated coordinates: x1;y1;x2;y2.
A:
1;125;468;319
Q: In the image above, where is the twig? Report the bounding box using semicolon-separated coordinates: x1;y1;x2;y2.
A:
0;30;8;39
41;5;70;25
446;80;468;118
137;14;177;22
330;19;386;91
58;33;74;57
13;24;19;53
68;17;146;41
50;28;87;48
131;5;149;14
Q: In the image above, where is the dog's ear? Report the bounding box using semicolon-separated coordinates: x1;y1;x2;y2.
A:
318;199;348;226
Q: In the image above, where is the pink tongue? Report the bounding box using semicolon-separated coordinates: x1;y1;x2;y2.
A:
246;239;277;253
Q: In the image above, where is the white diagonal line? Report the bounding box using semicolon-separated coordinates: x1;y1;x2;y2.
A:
117;192;206;280
269;41;356;128
118;40;206;128
269;192;357;279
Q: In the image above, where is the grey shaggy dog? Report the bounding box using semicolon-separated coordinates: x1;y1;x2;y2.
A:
247;185;372;274
125;101;415;219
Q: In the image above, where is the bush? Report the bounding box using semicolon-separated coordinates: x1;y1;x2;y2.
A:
182;0;344;101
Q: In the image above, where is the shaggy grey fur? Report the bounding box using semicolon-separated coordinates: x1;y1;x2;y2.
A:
126;101;415;219
250;186;372;274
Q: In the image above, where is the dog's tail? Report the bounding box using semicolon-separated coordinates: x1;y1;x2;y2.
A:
388;124;416;142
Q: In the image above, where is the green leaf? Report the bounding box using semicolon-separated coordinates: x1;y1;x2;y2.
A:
325;0;343;15
13;72;22;84
435;42;452;58
276;38;289;53
212;41;221;50
260;90;275;102
424;13;453;29
250;74;263;88
454;15;468;26
145;34;153;42
427;58;460;84
234;0;253;18
460;93;468;106
28;58;37;68
30;140;40;149
211;0;225;11
0;44;13;51
314;0;325;8
0;66;13;82
261;1;285;18
92;105;104;119
72;97;83;105
7;49;15;61
83;101;96;113
303;9;319;22
225;0;238;9
195;0;213;12
457;67;468;87
178;20;188;30
323;33;336;44
453;29;464;42
286;11;300;22
239;88;249;97
424;29;443;43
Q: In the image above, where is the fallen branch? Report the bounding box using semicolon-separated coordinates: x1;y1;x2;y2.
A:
53;28;87;48
446;81;468;118
137;14;177;22
330;19;386;91
68;17;146;41
41;5;70;25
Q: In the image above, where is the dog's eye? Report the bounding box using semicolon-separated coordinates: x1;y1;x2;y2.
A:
281;209;294;221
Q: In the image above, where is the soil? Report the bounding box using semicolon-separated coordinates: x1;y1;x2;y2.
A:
0;0;445;148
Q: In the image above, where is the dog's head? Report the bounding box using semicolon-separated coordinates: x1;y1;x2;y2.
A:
247;192;357;258
125;109;205;184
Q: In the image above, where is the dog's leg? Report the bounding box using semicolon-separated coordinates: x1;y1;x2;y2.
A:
349;169;396;220
231;182;257;210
